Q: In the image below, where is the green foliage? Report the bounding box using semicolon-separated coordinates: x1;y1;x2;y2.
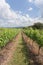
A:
24;28;43;47
0;28;19;48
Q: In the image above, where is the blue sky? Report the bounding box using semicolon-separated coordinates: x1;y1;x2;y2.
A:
6;0;39;17
0;0;43;27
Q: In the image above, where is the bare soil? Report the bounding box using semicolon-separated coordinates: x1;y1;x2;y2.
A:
22;32;43;65
0;32;43;65
0;32;21;65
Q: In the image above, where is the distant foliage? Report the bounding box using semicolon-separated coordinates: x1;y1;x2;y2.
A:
32;22;43;29
23;22;43;29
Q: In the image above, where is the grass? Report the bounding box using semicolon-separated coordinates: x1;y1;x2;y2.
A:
8;35;30;65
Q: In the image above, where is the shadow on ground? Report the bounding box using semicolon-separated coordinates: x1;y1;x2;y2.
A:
20;37;40;65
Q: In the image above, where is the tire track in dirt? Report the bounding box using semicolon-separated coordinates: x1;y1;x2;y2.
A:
0;32;21;65
22;32;43;65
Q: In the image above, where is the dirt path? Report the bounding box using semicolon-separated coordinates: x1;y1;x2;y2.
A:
22;32;43;65
8;33;30;65
0;32;43;65
0;32;21;65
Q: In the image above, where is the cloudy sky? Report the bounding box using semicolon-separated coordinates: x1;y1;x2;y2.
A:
0;0;43;27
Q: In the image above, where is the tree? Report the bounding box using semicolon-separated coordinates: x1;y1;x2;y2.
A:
33;22;43;29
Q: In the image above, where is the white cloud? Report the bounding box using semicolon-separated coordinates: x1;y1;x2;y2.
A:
34;0;43;18
33;17;43;24
28;0;43;19
28;7;33;11
0;0;35;27
0;0;43;27
28;0;33;2
34;0;43;6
